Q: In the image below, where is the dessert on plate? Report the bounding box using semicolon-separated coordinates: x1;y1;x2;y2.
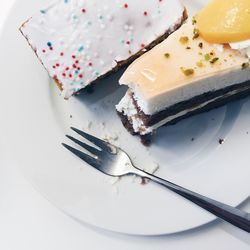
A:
20;0;186;98
116;0;250;142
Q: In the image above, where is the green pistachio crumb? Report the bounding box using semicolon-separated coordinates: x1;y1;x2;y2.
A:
179;36;189;44
210;57;219;64
180;67;195;76
193;28;200;39
196;61;204;68
242;62;249;69
204;54;211;61
164;53;170;58
192;17;197;25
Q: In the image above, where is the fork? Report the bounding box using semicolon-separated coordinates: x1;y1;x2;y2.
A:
62;127;250;233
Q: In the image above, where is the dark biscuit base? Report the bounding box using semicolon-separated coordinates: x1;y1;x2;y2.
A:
133;80;250;127
117;111;151;146
118;80;250;144
20;10;187;95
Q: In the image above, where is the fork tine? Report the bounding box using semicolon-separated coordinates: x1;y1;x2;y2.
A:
70;127;110;151
66;135;101;156
62;143;101;168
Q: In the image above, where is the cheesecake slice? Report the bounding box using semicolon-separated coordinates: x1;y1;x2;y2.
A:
116;14;250;141
20;0;186;98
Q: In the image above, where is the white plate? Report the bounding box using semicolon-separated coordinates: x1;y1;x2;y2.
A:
0;0;249;236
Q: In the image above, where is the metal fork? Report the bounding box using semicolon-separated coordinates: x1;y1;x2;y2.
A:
62;127;250;233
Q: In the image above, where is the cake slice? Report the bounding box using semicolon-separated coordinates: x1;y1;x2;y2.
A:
20;0;186;98
116;1;250;142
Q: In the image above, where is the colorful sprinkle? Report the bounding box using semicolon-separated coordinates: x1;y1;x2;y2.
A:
78;46;84;52
23;0;180;97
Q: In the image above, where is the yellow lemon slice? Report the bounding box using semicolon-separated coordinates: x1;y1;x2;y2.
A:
196;0;250;43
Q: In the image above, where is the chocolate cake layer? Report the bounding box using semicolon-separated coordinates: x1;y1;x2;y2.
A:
119;80;250;135
133;80;250;127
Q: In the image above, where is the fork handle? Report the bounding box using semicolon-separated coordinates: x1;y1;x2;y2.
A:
134;168;250;233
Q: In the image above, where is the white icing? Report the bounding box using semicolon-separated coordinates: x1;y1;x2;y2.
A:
118;85;250;135
131;67;250;116
229;39;250;59
213;44;224;52
20;0;184;98
116;91;145;132
230;39;250;50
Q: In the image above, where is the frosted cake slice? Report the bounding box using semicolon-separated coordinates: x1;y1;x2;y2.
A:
116;1;250;143
20;0;186;98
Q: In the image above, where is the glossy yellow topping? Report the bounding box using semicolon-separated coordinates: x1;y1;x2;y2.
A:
196;0;250;43
120;19;249;100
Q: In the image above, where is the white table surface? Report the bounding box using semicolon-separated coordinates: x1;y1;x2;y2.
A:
0;1;249;250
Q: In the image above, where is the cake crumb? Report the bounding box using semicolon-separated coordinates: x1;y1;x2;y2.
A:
219;138;225;145
99;122;106;129
141;177;149;185
104;133;119;142
87;121;92;129
142;162;159;185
